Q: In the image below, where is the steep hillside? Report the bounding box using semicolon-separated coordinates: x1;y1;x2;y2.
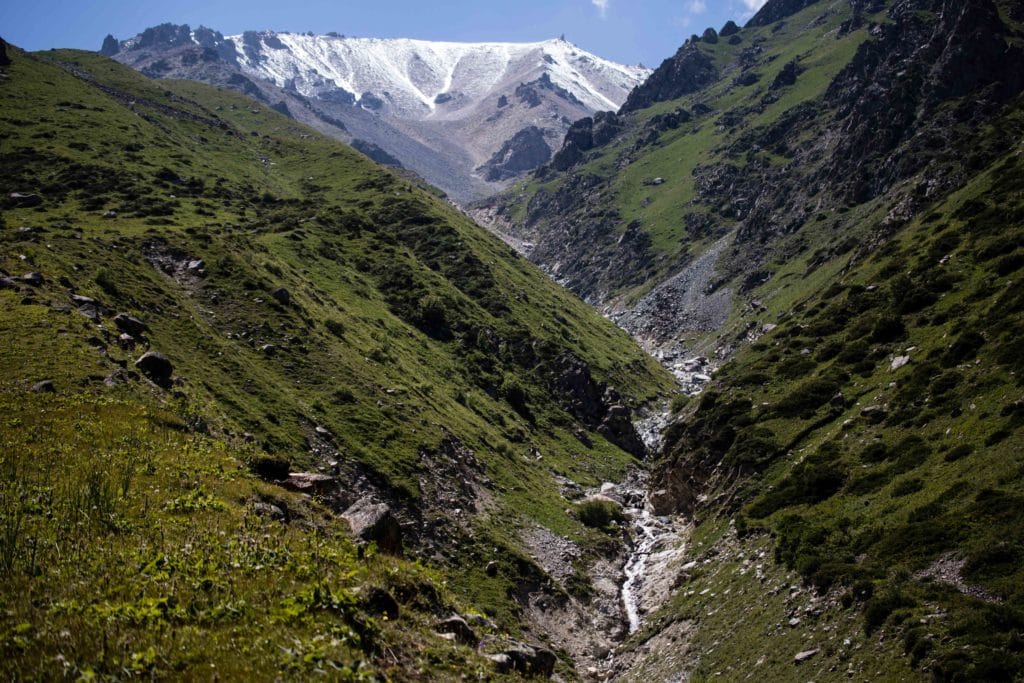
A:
0;43;674;679
477;0;1024;679
102;25;650;202
475;0;1023;352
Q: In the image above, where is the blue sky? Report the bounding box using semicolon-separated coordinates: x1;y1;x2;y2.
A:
1;0;767;67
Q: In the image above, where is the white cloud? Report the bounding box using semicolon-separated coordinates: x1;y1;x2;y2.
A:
592;0;610;18
687;0;707;14
741;0;768;10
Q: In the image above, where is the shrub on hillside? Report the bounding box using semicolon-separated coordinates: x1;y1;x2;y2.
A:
576;499;624;529
773;377;839;419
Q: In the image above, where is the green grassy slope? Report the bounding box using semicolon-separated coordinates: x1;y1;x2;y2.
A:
482;0;876;308
484;0;1024;679
0;46;674;678
654;136;1024;680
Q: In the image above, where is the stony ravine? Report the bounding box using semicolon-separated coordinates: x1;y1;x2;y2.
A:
620;487;692;636
572;397;695;679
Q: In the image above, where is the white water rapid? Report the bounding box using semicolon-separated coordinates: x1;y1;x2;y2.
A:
620;500;689;634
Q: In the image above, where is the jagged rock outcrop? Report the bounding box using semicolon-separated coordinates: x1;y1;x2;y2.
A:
720;20;741;37
342;497;403;555
819;0;1024;204
746;0;823;27
479;126;551;181
515;72;582;108
620;44;716;114
770;59;803;90
0;37;10;67
549;354;646;457
351;139;403;167
548;112;623;171
100;34;119;57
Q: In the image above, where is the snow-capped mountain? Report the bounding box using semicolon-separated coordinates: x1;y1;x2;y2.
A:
232;33;645;117
104;24;651;201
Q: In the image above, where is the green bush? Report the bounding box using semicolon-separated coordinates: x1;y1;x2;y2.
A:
724;426;780;470
773;378;839;419
324;319;346;338
870;315;907;343
864;589;915;635
891;477;924;497
95;268;121;298
748;461;846;518
860;442;891;463
944;444;974;462
670;393;690;413
576;499;624;529
776;355;816;379
892;435;931;474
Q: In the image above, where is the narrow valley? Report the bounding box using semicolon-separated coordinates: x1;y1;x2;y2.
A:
2;0;1024;679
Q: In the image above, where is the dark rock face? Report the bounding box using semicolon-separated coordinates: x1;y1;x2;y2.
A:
550;355;646;458
137;23;193;50
134;351;174;386
8;192;42;208
548;112;623;171
495;644;557;677
720;20;741;37
821;0;1024;203
735;71;761;87
364;587;399;620
479;126;551;181
746;0;822;27
249;455;291;481
0;37;10;67
647;108;691;133
100;34;120;57
620;44;716;114
342;497;403;555
318;87;356;105
515;72;582;109
31;380;55;393
351;139;403;167
436;615;477;645
702;28;719;44
770;60;803;90
359;91;385;110
270;100;292;118
925;0;1024;103
271;287;290;305
113;313;148;337
598;405;646;458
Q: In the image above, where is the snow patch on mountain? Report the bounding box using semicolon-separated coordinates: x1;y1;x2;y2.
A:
226;33;648;118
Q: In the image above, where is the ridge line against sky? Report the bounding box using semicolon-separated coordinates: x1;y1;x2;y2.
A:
2;0;768;68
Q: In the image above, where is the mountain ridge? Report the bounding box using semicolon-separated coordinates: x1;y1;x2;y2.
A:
102;24;650;202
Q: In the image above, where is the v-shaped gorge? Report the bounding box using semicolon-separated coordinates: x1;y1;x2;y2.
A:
3;0;1024;678
477;0;1024;679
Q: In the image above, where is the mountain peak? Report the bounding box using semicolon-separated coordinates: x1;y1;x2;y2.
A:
105;24;651;201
